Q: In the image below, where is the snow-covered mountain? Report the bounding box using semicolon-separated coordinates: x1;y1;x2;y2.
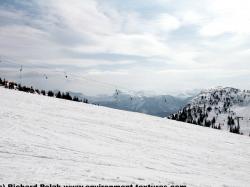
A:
169;87;250;136
0;87;250;186
69;90;190;117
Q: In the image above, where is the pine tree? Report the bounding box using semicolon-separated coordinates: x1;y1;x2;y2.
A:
62;92;72;100
212;117;216;125
30;86;35;93
204;119;211;127
56;91;62;98
47;91;54;97
73;96;79;102
35;89;40;94
83;98;88;103
41;90;46;95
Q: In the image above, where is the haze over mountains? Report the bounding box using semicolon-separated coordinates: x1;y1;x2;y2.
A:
68;90;192;117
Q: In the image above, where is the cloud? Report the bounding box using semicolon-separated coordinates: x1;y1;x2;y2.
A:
1;0;250;95
153;13;181;32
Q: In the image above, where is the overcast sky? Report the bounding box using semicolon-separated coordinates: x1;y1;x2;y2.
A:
1;0;250;96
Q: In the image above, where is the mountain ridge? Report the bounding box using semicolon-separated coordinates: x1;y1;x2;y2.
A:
168;86;250;136
68;90;191;117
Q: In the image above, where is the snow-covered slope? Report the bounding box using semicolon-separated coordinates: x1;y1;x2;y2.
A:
169;87;250;135
0;87;250;186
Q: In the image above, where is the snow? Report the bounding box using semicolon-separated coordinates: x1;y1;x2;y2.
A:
0;87;250;186
173;87;250;135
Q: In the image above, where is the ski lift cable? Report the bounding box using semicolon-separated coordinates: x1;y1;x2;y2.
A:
0;56;24;84
47;68;143;98
68;71;144;98
0;58;22;67
0;58;145;98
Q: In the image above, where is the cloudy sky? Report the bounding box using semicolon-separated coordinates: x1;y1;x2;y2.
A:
1;0;250;95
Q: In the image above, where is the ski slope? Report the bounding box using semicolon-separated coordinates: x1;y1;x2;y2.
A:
0;87;250;187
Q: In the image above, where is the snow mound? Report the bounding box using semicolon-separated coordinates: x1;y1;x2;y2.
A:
0;87;250;186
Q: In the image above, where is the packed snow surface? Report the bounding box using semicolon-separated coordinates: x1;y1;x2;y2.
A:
0;87;250;187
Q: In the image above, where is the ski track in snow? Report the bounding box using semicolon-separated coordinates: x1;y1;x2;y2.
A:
0;87;250;186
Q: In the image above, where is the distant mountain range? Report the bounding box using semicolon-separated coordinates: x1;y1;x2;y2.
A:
68;90;192;117
169;87;250;136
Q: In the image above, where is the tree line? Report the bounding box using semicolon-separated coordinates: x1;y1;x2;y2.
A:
168;106;221;130
168;89;245;135
0;77;89;104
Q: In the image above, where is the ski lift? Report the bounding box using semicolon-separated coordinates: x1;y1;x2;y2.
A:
43;74;48;79
114;89;121;100
19;65;23;72
19;65;23;85
115;89;119;96
64;72;68;79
